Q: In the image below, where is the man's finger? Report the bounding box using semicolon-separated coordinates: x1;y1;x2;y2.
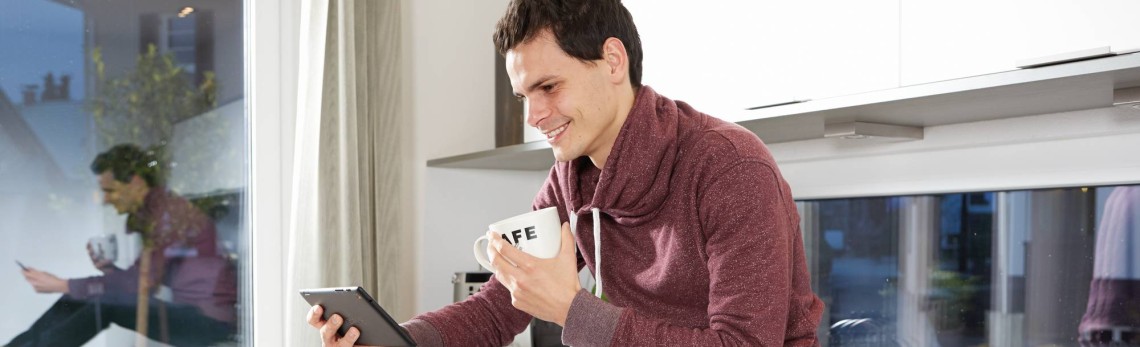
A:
489;244;517;278
306;305;324;328
559;222;576;256
492;248;521;281
338;327;361;347
320;314;343;345
490;232;537;269
487;232;517;268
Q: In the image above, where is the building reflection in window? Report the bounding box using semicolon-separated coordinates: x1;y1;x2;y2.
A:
0;0;245;345
801;186;1136;347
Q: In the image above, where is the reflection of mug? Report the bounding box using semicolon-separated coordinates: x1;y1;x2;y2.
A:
473;207;561;272
88;234;117;262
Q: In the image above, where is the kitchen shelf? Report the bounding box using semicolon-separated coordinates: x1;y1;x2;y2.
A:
427;140;556;171
427;52;1140;170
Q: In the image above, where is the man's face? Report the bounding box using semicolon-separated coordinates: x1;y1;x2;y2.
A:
506;30;623;163
98;171;146;215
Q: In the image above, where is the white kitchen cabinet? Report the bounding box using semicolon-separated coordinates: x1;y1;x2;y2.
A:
900;0;1018;85
624;0;898;121
435;49;1140;170
790;0;899;102
1013;0;1140;58
902;0;1140;86
624;1;802;121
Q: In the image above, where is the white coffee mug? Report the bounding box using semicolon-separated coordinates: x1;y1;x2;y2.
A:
473;207;561;272
88;234;118;263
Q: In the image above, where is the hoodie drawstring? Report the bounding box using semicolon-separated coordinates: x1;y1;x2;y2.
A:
591;207;603;299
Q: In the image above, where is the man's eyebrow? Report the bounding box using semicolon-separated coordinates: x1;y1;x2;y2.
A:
515;75;558;98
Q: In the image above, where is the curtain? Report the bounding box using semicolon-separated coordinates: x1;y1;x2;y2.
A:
285;0;413;345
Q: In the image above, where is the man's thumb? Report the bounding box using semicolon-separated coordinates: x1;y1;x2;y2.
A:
560;222;576;254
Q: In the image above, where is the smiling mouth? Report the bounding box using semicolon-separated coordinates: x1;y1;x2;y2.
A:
543;123;569;141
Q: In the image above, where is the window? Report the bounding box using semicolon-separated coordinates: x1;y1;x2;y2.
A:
161;13;197;74
0;0;246;345
802;186;1138;346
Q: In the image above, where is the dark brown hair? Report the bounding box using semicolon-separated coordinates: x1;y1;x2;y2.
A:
91;144;164;187
493;0;643;88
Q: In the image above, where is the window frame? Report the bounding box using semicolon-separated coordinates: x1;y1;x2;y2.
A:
246;0;300;345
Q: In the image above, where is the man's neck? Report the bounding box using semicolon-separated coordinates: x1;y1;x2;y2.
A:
588;86;638;169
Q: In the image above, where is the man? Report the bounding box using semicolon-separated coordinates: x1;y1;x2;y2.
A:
310;0;823;345
7;144;237;347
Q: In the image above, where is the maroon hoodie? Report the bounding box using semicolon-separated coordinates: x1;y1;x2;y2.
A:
405;86;823;346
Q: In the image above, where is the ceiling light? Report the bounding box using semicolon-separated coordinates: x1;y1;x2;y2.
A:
824;121;924;140
178;7;194;18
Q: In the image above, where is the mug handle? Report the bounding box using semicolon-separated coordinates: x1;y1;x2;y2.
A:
473;235;496;272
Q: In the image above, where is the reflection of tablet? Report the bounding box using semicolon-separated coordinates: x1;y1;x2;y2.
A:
300;286;417;346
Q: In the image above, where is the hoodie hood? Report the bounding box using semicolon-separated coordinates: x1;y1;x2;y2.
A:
556;85;698;226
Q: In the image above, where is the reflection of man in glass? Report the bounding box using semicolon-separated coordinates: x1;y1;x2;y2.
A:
1080;186;1140;346
6;144;237;347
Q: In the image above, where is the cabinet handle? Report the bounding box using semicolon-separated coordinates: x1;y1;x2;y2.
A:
745;99;810;110
1016;46;1113;68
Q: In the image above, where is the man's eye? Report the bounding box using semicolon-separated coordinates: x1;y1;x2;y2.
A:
542;84;554;92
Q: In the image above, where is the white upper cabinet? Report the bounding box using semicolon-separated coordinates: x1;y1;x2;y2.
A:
625;0;898;121
617;1;1138;121
790;0;900;103
901;0;1140;86
1013;0;1140;58
900;0;1017;86
625;1;803;121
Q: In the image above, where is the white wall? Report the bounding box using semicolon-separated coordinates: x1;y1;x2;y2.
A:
408;0;552;315
419;169;547;312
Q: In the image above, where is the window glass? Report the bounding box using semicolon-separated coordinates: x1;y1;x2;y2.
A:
0;1;246;346
804;186;1137;346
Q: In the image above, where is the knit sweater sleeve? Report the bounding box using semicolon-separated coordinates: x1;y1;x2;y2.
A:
406;275;533;346
562;160;808;346
67;248;165;299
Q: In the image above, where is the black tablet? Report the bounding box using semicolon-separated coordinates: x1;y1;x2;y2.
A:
300;286;418;346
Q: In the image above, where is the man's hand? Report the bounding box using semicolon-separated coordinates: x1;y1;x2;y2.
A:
306;305;377;347
87;243;115;273
487;222;580;326
22;268;69;294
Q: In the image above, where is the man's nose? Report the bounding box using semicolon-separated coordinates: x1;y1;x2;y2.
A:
525;98;549;129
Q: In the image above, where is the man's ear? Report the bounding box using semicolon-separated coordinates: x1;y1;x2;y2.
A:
601;37;629;84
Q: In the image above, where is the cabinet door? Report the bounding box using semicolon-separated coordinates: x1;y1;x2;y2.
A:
1013;0;1140;59
625;0;898;121
902;0;1140;86
901;0;1020;85
793;0;900;101
625;1;806;121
